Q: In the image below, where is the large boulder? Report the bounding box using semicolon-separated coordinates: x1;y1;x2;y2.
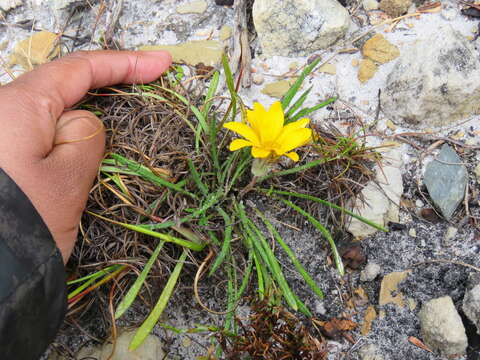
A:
381;26;480;128
252;0;350;57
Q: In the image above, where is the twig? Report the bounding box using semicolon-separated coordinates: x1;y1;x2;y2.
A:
412;259;480;272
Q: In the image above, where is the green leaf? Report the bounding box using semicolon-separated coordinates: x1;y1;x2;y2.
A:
188;159;208;196
245;217;299;311
202;71;220;118
255;209;324;299
129;250;188;350
115;240;165;319
289;96;337;122
88;212;205;251
208;208;233;276
284;86;312;122
281;57;322;110
108;153;197;199
279;197;344;275
261;188;388;232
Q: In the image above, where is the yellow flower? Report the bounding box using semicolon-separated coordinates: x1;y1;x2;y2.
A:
223;101;312;162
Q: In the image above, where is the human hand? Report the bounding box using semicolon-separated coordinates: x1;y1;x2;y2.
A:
0;50;172;263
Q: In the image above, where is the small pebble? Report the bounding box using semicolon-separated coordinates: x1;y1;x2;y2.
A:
315;301;327;315
252;74;264;85
408;228;417;237
415;199;424;208
288;61;299;72
443;226;458;246
361;262;382;282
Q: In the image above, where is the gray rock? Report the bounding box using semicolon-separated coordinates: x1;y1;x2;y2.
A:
475;163;480;181
381;26;480;128
360;262;382;282
0;0;21;12
347;146;404;238
424;144;467;220
463;283;480;335
76;329;165;360
358;344;384;360
252;0;350;57
418;296;468;357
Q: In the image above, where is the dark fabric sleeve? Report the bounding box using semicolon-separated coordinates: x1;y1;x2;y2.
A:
0;168;67;360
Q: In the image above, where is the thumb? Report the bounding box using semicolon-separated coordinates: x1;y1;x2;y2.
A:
40;110;105;262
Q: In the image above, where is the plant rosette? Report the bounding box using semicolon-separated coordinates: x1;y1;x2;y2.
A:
223;101;313;177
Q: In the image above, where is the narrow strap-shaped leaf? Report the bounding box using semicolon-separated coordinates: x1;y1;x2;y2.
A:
285;86;312;122
278;197;344;275
129;250;188;350
281;57;322;110
87;211;205;251
260;188;387;232
188;159;208;196
115;240;166;319
289;96;338;122
208;208;233;276
245;218;299;311
255;209;324;299
109;153;196;199
202;71;220;118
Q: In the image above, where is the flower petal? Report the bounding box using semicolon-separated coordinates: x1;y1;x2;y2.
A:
284;151;300;162
247;102;268;135
262;101;285;143
277;128;312;154
251;147;271;158
229;139;253;151
224;122;260;145
282;118;310;133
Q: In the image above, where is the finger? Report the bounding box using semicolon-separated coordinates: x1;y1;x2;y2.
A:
38;110;106;262
4;50;172;118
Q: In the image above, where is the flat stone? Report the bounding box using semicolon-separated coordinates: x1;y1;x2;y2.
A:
140;40;224;66
463;283;480;335
381;26;480;128
9;31;60;71
361;305;377;335
360;262;381;282
219;25;232;41
358;58;377;83
176;0;208;14
261;78;296;98
252;0;350;57
347;145;403;238
76;329;165;360
362;34;400;64
379;270;410;307
319;63;336;75
419;296;468;357
424;144;467;220
379;0;412;17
